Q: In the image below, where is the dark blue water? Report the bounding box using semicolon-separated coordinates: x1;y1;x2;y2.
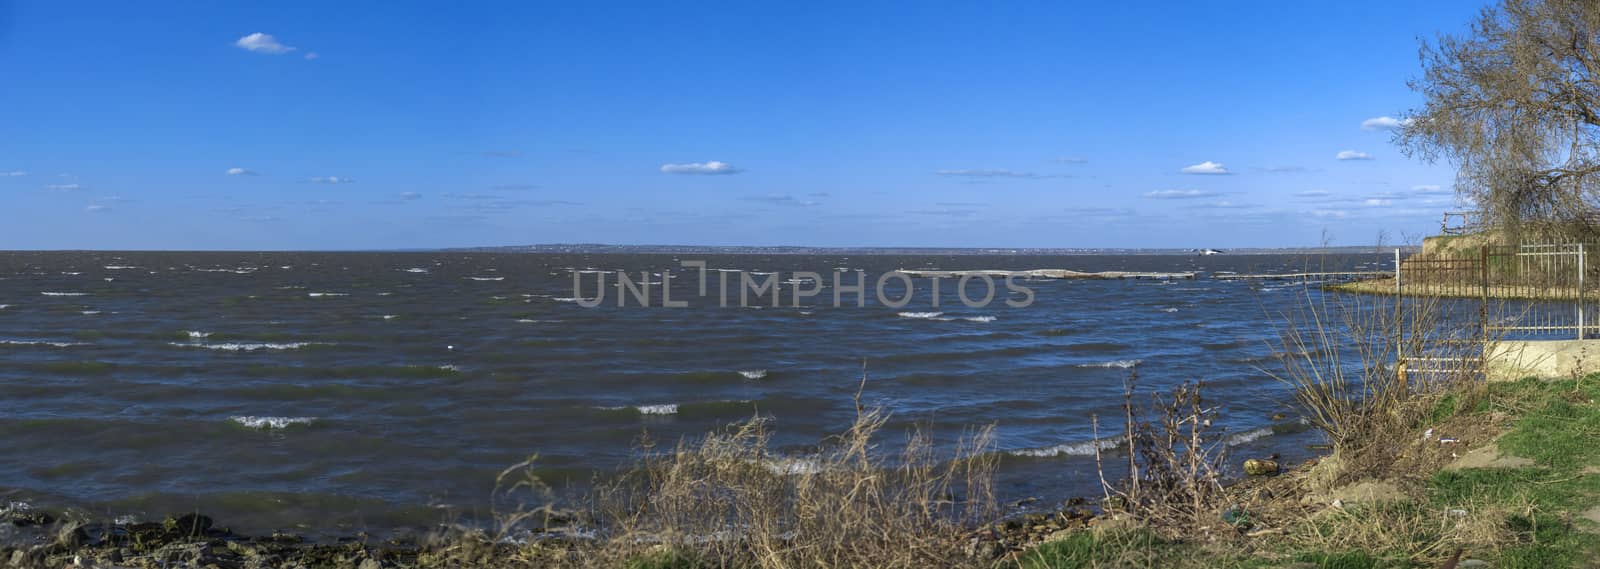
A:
0;251;1388;534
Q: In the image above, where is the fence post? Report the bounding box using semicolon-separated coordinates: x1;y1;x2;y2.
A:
1581;243;1587;340
1394;248;1403;363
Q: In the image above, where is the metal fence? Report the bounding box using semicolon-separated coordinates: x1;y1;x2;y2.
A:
1394;241;1597;380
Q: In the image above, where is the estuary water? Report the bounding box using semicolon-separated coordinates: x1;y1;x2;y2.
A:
0;251;1389;534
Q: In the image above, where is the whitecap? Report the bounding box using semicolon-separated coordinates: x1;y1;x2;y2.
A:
0;339;87;348
1225;426;1274;447
637;404;679;415
80;310;101;315
404;268;430;273
738;370;768;380
551;297;580;303
898;311;944;319
1009;439;1119;458
0;304;9;310
169;341;323;351
185;331;211;339
962;316;997;323
467;276;505;281
1075;359;1141;369
381;315;399;320
1160;307;1179;313
103;265;137;270
40;292;87;297
229;416;317;429
307;292;348;298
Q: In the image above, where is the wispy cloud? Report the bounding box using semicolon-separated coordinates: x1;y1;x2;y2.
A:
1186;200;1255;209
1051;157;1089;164
303;52;319;60
1144;189;1218;199
1336;150;1374;161
1179;161;1231;175
661;161;742;175
935;168;1054;178
226;167;257;176
490;183;538;191
1294;189;1333;199
1412;184;1452;195
45;183;81;192
908;208;979;216
1258;166;1309;174
309;176;354;184
1;171;25;177
743;194;821;207
1360;116;1412;131
399;192;423;200
235;33;296;55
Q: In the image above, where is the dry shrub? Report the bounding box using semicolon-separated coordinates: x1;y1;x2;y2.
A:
491;377;1000;569
1094;371;1228;535
1287;497;1519;565
1268;285;1489;484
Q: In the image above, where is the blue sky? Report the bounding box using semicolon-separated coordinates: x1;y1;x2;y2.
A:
0;1;1491;250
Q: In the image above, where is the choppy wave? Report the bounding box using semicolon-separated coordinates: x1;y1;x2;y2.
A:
1;339;88;348
1075;359;1141;369
404;268;430;273
1224;426;1274;447
467;276;505;281
185;331;211;339
636;404;678;415
40;292;88;296
898;311;944;319
307;292;348;298
229;416;317;429
738;369;768;380
763;457;823;475
169;341;324;351
1009;438;1118;458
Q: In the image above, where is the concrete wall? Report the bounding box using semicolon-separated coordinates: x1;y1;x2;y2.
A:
1485;339;1600;381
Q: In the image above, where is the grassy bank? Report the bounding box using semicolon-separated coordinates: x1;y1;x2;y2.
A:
1019;376;1600;568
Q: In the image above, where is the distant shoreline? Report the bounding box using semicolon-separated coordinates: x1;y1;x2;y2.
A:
440;244;1419;256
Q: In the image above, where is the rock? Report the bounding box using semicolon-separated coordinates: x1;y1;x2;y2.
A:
9;510;54;527
358;559;382;569
167;513;214;535
1457;560;1490;568
1243;458;1280;476
54;524;89;549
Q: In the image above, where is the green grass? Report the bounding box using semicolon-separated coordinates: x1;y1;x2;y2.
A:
1016;376;1600;568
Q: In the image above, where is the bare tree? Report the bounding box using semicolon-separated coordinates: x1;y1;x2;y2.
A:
1400;0;1600;237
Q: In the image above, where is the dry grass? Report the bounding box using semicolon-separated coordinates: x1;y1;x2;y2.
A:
484;371;1002;569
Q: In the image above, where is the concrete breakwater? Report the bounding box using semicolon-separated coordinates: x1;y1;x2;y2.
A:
897;269;1197;280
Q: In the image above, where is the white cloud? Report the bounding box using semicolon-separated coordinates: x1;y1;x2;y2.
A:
1294;190;1332;198
1188;200;1254;209
1143;189;1217;199
1337;150;1374;161
399;192;422;200
660;161;742;175
935;168;1048;178
2;171;25;177
303;52;319;60
226;167;257;176
1051;157;1089;164
85;204;109;213
309;176;354;184
1412;184;1452;195
1360;116;1412;131
1363;199;1393;207
45;183;81;192
1311;209;1350;219
235;33;296;55
1180;161;1231;175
